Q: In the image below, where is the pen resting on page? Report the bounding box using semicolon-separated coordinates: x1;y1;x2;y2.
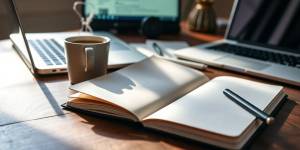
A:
223;89;275;125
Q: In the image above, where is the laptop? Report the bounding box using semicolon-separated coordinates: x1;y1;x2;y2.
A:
8;0;146;75
175;0;300;86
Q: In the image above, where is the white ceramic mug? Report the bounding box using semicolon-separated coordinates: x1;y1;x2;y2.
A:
65;36;110;84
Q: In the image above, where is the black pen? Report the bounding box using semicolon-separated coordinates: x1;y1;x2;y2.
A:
223;89;275;125
152;42;164;56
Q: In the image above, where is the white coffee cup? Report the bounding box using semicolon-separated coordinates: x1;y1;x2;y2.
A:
65;36;110;84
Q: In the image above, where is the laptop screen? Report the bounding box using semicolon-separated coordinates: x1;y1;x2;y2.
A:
8;0;36;72
227;0;300;54
84;0;179;21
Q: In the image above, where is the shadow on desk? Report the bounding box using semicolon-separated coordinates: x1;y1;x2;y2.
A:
251;99;298;149
34;74;69;116
70;99;297;149
36;80;64;115
0;112;78;149
76;113;219;150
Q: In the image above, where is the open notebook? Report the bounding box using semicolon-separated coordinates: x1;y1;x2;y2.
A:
65;57;286;149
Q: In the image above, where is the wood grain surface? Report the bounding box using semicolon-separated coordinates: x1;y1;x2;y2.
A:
0;23;299;150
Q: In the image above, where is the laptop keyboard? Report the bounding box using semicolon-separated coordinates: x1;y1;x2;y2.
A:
28;39;66;66
207;44;300;68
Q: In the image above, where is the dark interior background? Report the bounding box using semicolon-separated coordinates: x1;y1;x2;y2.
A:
0;0;234;39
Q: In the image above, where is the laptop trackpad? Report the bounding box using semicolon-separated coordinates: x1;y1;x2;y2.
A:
215;56;270;70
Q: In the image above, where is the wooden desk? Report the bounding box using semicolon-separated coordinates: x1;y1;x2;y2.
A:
0;25;300;150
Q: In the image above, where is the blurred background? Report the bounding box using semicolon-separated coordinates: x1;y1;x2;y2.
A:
0;0;234;39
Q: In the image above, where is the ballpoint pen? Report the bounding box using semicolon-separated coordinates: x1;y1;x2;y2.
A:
152;42;207;70
223;89;275;125
152;42;164;56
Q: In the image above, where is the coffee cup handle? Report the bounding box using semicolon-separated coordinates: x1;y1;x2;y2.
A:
84;47;95;72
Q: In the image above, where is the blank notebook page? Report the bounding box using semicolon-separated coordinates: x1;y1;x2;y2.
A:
145;76;283;137
70;57;208;120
